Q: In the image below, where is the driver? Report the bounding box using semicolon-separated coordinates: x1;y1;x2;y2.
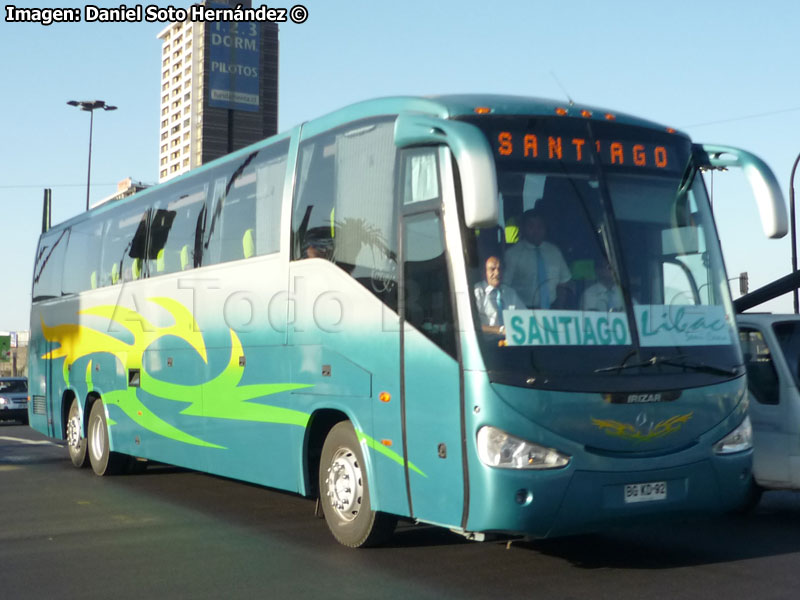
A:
473;255;525;334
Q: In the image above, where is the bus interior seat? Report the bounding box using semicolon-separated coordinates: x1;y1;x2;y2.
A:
499;174;524;245
111;263;120;285
243;228;255;259
90;271;97;290
505;216;520;245
570;258;596;308
132;258;142;279
180;245;190;270
156;249;165;273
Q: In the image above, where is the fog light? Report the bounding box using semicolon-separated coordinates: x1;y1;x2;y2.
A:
515;489;533;505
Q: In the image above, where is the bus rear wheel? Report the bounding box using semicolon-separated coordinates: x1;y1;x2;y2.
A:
319;421;396;548
87;399;128;476
66;398;88;468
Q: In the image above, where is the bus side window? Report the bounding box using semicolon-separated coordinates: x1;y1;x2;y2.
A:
739;328;779;405
292;134;336;260
148;185;207;275
256;140;289;255
403;211;456;358
62;220;103;294
32;229;69;301
204;142;287;266
218;153;259;263
292;119;399;310
99;205;150;286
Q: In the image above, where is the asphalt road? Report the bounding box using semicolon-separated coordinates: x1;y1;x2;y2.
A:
3;421;800;600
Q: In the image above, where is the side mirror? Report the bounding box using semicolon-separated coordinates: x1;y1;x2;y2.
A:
394;114;498;228
693;144;788;239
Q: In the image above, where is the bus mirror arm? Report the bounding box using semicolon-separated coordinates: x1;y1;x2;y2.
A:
693;143;788;239
394;114;499;228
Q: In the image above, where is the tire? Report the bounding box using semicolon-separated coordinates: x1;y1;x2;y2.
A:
319;421;397;547
66;398;88;468
737;481;764;514
87;399;128;476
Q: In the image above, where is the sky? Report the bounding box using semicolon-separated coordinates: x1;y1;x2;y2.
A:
1;0;800;332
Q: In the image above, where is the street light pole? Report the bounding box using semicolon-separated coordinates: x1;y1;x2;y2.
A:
67;100;117;211
791;152;800;314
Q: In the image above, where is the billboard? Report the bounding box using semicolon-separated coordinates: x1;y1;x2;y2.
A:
208;17;260;112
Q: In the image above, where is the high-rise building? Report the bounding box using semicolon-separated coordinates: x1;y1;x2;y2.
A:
96;177;150;207
157;1;278;182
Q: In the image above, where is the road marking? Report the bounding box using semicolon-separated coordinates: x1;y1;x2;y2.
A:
0;465;22;471
0;436;60;446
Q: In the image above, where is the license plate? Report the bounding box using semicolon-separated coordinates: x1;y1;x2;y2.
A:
624;481;667;503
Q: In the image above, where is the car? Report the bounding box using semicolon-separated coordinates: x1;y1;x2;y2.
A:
736;313;800;503
0;377;28;424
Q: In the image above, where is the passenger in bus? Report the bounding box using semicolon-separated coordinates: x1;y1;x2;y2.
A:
504;209;572;309
581;259;625;312
303;238;332;260
473;255;525;335
305;243;325;259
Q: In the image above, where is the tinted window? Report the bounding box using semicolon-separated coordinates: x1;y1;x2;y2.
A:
149;185;207;275
292;119;398;308
739;328;779;405
0;379;27;393
256;145;287;254
62;219;104;294
204;140;288;265
32;229;69;301
403;212;456;358
99;204;149;286
774;321;800;389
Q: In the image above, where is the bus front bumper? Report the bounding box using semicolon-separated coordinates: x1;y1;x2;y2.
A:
466;450;753;538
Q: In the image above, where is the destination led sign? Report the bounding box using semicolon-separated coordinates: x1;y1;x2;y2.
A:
493;131;681;173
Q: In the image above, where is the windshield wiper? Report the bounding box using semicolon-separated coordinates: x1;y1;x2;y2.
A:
595;354;738;377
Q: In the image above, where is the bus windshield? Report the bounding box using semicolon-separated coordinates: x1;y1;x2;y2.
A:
461;116;741;392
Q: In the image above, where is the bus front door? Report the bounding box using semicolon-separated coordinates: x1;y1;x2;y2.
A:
401;210;466;528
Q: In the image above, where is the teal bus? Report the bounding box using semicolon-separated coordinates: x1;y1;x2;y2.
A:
28;95;787;547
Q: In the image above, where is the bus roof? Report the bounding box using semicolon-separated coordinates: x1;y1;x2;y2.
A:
303;94;683;136
48;94;684;231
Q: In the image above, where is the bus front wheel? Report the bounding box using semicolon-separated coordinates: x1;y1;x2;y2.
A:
319;421;396;547
87;400;128;476
66;398;88;468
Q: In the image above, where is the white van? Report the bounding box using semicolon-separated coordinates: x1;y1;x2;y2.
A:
736;313;800;500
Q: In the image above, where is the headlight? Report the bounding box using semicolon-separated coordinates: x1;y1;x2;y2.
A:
713;416;752;454
0;397;7;406
477;426;570;469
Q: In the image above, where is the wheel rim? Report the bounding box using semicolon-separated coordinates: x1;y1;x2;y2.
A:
66;412;81;451
89;412;106;461
326;447;364;522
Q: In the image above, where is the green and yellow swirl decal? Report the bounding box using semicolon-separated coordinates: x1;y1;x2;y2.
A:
591;412;693;442
42;297;311;449
357;431;427;478
41;296;426;476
